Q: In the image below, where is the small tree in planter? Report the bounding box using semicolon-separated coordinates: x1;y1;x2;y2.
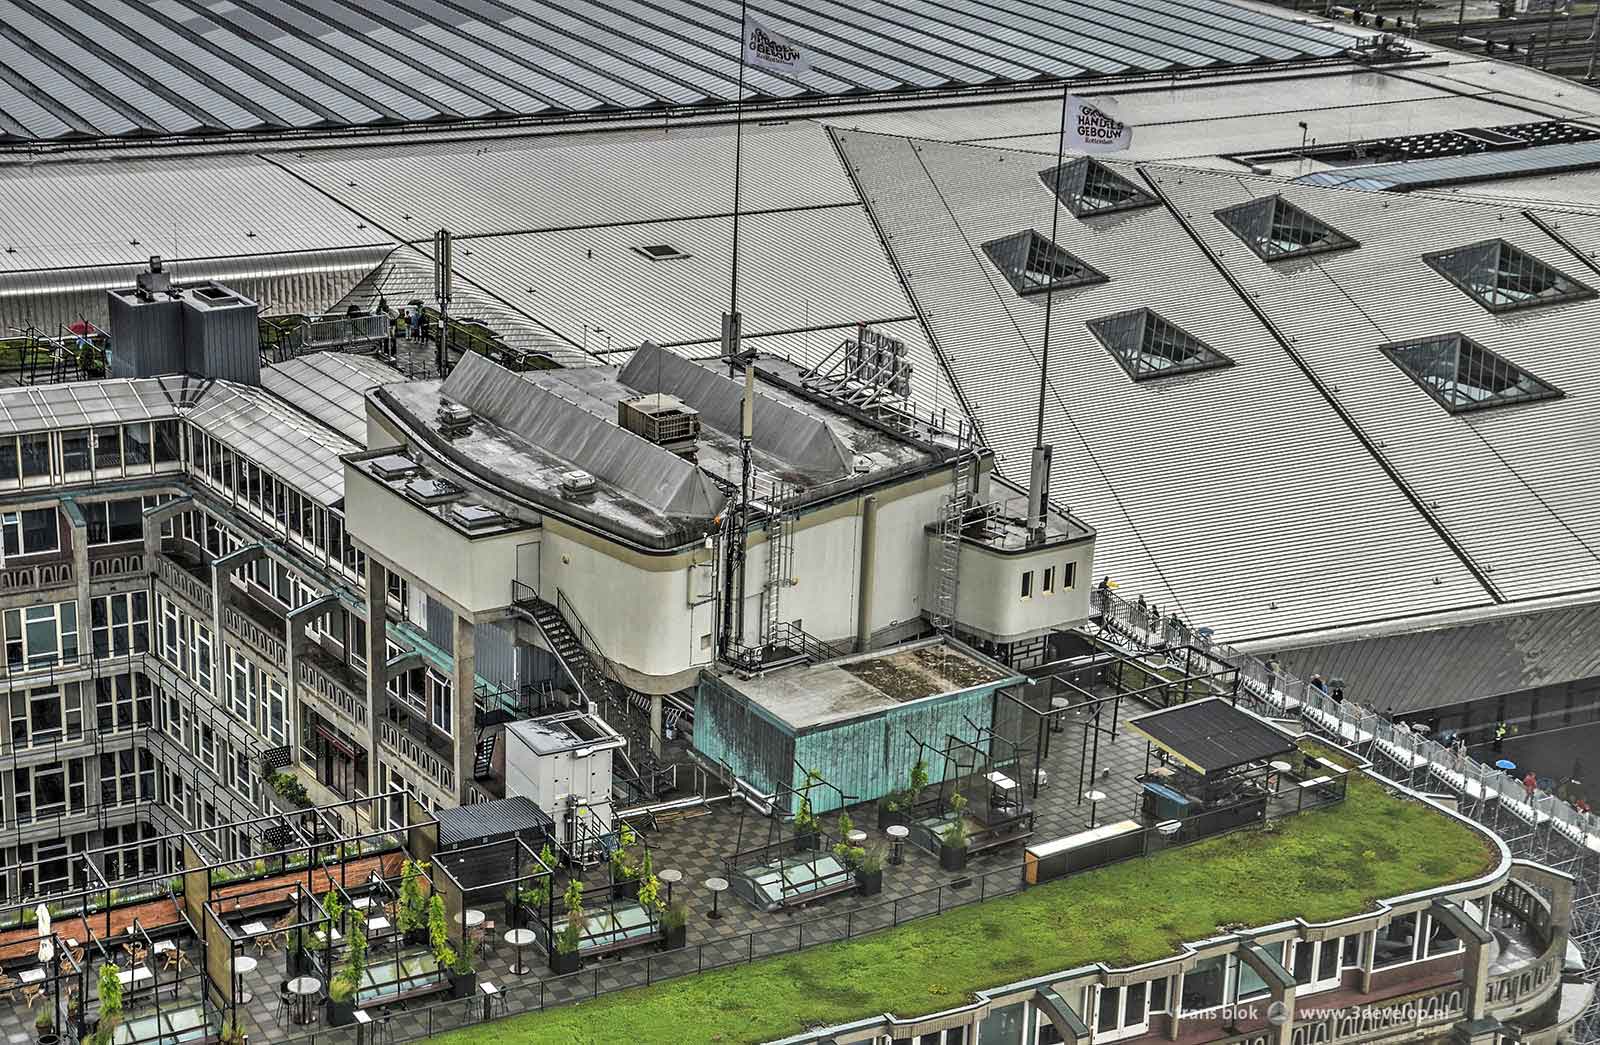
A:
96;962;123;1036
879;759;929;829
939;791;969;871
35;1008;57;1045
397;859;429;944
427;894;455;972
516;846;554;929
854;845;885;897
792;771;823;851
610;824;640;899
219;1018;247;1045
549;879;583;975
447;939;478;999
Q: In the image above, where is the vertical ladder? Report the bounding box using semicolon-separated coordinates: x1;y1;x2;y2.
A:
931;456;974;632
760;483;796;645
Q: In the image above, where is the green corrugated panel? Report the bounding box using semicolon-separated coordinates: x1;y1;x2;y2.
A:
693;674;795;802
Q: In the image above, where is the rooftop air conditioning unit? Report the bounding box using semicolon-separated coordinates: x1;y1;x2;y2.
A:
559;469;596;501
437;401;474;438
617;393;701;457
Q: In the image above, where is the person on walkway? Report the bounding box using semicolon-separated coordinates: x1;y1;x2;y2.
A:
1265;654;1281;695
1492;721;1507;752
1522;771;1537;801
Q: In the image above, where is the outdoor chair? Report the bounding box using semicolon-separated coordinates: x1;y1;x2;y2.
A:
0;974;18;1002
274;981;292;1024
22;983;47;1008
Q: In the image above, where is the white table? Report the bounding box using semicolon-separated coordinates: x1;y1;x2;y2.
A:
234;954;258;1004
287;976;321;1025
153;940;175;954
504;929;536;975
886;824;910;865
242;921;270;937
18;968;44;984
986;770;1018;791
367;916;391;935
118;965;154;989
353;896;373;910
463;909;485;931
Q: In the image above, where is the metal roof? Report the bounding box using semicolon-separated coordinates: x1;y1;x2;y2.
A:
435;797;553;848
1279;602;1600;715
260;351;406;446
186;380;360;505
0;0;1355;146
834;129;1489;643
0;375;196;432
1125;698;1295;775
1293;139;1600;193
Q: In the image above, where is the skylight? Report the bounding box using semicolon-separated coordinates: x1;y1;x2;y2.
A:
1038;158;1157;218
1380;333;1562;413
1213;194;1358;262
632;243;691;261
1422;239;1595;313
1086;308;1234;381
980;230;1108;297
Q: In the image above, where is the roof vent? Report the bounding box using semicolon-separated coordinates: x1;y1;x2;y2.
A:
617;393;701;457
370;453;418;481
437;401;474;438
404;476;462;506
559;469;597;501
853;454;871;473
449;502;507;531
135;255;172;300
631;244;691;261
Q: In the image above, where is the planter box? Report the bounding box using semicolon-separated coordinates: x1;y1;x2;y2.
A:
877;806;906;831
404;928;428;947
448;971;477;999
661;923;687;951
939;843;968;872
855;869;883;897
613;878;640;901
549;949;580;975
325;999;355;1027
793;831;819;853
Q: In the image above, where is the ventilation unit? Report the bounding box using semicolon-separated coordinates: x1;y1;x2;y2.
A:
370;453;418;481
558;469;597;501
617;393;701;457
437;401;474;438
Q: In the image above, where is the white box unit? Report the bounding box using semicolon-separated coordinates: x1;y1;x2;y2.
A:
504;711;623;850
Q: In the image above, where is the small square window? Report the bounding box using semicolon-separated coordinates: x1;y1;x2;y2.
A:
1042;566;1055;594
1020;571;1033;599
1422;239;1594;313
632;244;691;261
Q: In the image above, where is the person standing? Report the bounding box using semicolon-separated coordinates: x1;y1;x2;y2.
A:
1522;771;1537;801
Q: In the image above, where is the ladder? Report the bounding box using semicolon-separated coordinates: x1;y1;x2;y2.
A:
760;483;796;645
930;456;974;632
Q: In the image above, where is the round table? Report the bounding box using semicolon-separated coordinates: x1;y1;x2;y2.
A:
233;954;258;1005
885;824;910;866
845;829;867;847
286;976;321;1025
1269;760;1293;789
704;877;729;920
463;908;485;931
1083;789;1107;830
504;929;536;975
1050;696;1071;733
658;868;683;905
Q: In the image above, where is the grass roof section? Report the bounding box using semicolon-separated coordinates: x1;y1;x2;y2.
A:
440;769;1495;1045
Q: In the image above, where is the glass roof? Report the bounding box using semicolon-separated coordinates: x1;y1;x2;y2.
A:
0;377;201;433
1086;308;1234;381
1422;239;1596;314
260;352;405;447
1214;194;1358;263
188;382;358;506
1039;158;1157;219
1379;333;1563;413
980;230;1108;297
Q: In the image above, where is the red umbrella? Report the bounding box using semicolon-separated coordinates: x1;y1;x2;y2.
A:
68;320;93;335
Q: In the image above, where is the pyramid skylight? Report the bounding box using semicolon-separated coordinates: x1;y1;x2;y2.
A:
1380;333;1562;413
1214;194;1359;262
1039;158;1157;218
980;230;1108;297
1422;239;1595;313
1086;308;1234;381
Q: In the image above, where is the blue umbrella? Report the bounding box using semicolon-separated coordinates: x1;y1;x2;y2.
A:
1495;759;1517;771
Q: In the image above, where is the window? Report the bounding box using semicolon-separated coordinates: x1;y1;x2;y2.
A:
124;423;152;468
268;677;287;745
1093;981;1154;1042
2;508;59;556
1290;935;1352;994
92;427;121;473
20;433;50;482
0;436;16;484
95;674;151;733
1181;955;1226;1013
154;420;181;464
60;429;91;474
8;684;83;748
1021;571;1034;599
631;243;692;261
1042;566;1055;594
100;748;156;806
1374;912;1420;968
981;230;1109;296
1379;333;1561;414
1062;562;1077;590
429;670;453;733
1423;239;1594;313
90;592;149;657
4;602;79;670
1233;953;1271;1002
1039;157;1157;218
85;498;144;545
1086;308;1233;381
1214;194;1358;262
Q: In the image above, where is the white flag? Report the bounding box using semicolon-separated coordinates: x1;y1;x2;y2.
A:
1066;95;1133;153
743;15;810;75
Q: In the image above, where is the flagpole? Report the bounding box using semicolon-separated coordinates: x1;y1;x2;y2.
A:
1028;83;1071;540
731;0;748;319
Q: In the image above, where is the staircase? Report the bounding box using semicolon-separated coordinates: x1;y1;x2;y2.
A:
472;733;496;780
509;582;668;800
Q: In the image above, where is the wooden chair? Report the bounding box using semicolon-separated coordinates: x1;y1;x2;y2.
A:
0;974;19;1002
22;983;47;1009
162;945;183;971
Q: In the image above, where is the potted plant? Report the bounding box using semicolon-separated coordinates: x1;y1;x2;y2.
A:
65;987;82;1042
35;1009;57;1045
940;791;969;872
447;941;477;999
855;845;885;897
325;920;366;1027
427;894;455;971
549;879;583;975
325;976;356;1027
792;781;822;852
219;1019;247;1045
610;824;639;899
879;758;928;829
397;858;429;945
96;963;123;1030
659;900;688;951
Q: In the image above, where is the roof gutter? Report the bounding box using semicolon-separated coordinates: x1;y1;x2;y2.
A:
1135;167;1504;604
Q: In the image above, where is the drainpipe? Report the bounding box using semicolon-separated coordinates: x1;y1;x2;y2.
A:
855;496;878;653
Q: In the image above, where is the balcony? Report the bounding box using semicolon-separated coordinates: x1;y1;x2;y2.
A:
155;548;212;611
379;710;455;795
0;559;73;596
88;547;145;581
225;596;286;664
297;643;369;734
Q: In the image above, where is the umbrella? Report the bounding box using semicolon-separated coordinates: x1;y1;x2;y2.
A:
36;903;53;964
1495;759;1517;771
67;320;93;336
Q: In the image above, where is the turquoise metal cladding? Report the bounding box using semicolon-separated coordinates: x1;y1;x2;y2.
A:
791;682;1002;816
693;672;797;802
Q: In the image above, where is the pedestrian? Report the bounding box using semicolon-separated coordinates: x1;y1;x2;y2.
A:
1309;674;1328;695
1522;771;1537;801
1492;721;1507;753
1451;737;1465;771
1265;654;1281;695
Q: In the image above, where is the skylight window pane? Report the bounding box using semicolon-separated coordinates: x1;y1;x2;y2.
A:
1423;239;1595;313
1214;195;1358;262
1039;158;1157;218
980;231;1108;297
1379;333;1562;413
1086;308;1234;381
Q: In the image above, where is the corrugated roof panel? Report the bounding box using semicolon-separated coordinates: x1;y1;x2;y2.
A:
835;128;1490;643
1295;139;1600;192
0;0;1356;144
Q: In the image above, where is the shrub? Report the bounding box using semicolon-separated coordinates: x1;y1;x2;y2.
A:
397;859;428;934
557;879;584;955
